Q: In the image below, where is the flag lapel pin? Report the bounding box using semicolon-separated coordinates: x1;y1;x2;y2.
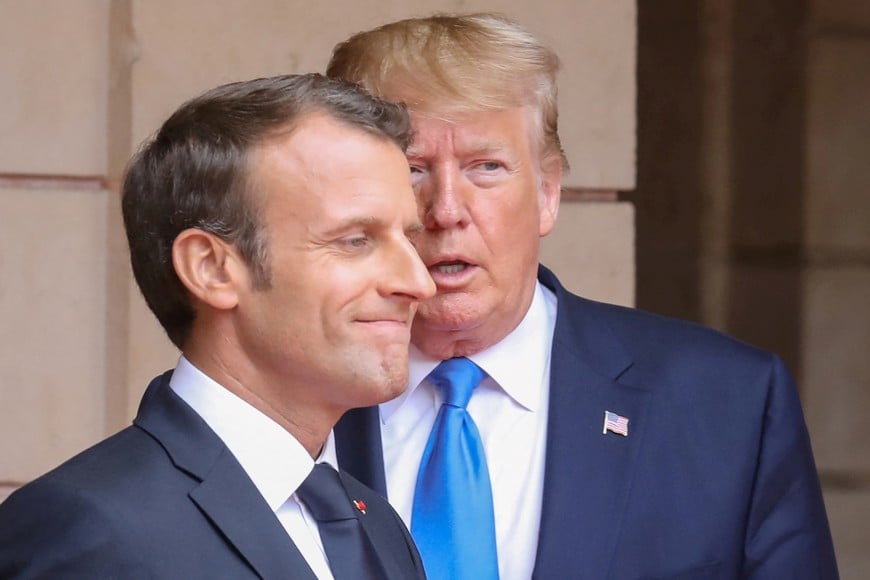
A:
353;499;367;514
603;410;629;437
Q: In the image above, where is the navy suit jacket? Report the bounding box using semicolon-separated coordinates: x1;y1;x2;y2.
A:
0;372;425;579
335;266;838;579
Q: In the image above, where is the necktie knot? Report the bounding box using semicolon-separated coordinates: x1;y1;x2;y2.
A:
296;463;356;522
428;357;485;409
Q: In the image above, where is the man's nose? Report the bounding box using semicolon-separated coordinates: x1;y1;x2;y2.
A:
420;165;469;230
381;236;436;301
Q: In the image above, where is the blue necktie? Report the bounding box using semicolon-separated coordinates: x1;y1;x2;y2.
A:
411;357;499;579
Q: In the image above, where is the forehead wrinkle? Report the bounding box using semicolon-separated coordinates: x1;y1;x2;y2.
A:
407;133;511;159
406;107;538;161
319;214;381;236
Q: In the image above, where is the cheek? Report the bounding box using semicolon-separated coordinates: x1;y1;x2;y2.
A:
327;263;376;291
501;187;546;235
315;267;375;321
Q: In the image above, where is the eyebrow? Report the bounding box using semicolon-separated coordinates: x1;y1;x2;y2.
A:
406;222;425;235
406;140;509;158
320;216;425;238
318;216;381;238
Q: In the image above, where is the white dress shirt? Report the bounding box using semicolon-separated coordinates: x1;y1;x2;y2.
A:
379;281;557;580
169;356;337;580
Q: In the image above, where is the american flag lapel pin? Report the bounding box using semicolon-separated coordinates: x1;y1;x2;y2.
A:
353;499;367;514
603;410;629;437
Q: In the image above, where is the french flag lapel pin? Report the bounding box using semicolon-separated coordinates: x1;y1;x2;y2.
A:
353;499;367;515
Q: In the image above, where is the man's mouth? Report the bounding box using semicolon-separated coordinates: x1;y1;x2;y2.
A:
430;261;470;274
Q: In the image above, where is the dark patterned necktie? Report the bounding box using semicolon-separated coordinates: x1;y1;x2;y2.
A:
296;463;382;579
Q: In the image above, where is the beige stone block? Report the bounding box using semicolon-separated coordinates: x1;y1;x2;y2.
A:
129;0;634;189
0;484;15;504
822;488;870;580
806;38;870;249
0;0;108;175
540;201;635;307
0;186;109;483
802;268;870;472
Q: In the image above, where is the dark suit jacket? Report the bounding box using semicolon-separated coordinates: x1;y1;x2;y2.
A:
335;266;838;579
0;372;425;579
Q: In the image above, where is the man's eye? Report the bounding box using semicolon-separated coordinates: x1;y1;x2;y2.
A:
342;236;369;248
479;161;503;171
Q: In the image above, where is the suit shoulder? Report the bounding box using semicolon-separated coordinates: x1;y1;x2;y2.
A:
0;434;150;575
0;424;169;523
567;292;777;367
553;290;793;399
22;425;162;487
542;267;772;366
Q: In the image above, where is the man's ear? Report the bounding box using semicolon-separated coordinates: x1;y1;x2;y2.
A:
538;155;563;237
172;228;244;311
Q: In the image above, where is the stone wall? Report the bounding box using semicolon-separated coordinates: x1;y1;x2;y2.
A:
635;0;870;576
0;0;636;496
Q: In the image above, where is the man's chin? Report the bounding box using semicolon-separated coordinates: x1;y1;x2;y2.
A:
414;294;485;333
410;308;493;359
368;365;409;405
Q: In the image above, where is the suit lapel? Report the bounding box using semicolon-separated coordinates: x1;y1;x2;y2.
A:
533;268;650;579
190;451;315;579
135;373;315;579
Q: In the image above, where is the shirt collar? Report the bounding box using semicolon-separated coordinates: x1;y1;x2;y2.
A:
382;281;557;423
169;356;338;511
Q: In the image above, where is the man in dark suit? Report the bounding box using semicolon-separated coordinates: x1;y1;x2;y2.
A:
327;14;839;579
0;74;433;579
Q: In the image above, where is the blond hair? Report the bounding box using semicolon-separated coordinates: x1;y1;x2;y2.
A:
327;13;568;169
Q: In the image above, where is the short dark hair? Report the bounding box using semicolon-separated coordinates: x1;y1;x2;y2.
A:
122;73;412;349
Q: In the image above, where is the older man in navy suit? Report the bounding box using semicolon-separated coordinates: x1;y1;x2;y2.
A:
0;74;432;579
327;13;838;579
